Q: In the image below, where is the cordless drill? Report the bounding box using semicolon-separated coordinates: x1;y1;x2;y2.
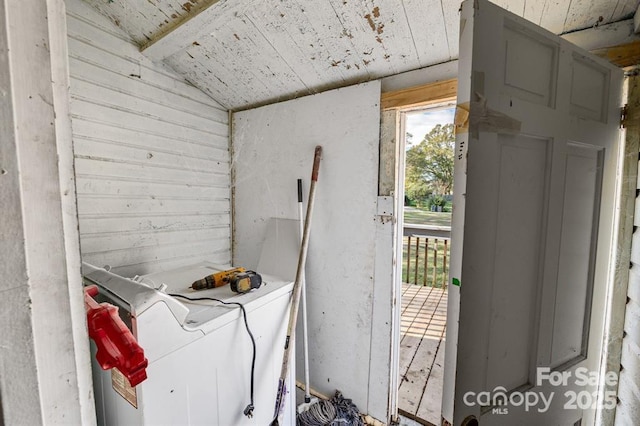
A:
191;267;262;293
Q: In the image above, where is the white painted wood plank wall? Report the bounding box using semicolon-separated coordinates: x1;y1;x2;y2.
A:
617;164;640;424
66;0;231;277
616;76;640;425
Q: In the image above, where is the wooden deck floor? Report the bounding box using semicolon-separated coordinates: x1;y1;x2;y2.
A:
398;284;447;425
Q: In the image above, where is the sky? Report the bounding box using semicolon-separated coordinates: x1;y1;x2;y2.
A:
405;107;455;148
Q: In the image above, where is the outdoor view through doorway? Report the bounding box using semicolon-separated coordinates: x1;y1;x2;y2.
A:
398;106;455;425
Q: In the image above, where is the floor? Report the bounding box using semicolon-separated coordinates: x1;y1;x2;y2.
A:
398;413;426;426
398;284;448;426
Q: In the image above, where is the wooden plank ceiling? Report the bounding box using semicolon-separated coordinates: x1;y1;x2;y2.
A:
83;0;639;110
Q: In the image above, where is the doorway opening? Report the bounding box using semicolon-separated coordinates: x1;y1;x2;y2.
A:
396;105;455;425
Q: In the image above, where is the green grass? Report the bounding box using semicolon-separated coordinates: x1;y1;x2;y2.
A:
402;237;449;288
403;207;452;227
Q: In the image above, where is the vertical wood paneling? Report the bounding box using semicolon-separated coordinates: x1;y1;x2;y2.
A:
67;0;231;277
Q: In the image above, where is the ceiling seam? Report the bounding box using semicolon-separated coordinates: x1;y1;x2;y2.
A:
243;14;311;93
400;0;424;67
325;0;374;80
561;0;575;34
438;0;452;61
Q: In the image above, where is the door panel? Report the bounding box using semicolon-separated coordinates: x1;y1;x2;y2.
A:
485;135;549;393
503;23;558;107
569;57;611;122
551;145;603;368
444;1;623;424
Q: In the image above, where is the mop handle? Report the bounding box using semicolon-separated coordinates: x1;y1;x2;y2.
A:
271;146;322;425
298;179;303;204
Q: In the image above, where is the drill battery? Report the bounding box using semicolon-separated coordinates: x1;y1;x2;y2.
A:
230;271;262;294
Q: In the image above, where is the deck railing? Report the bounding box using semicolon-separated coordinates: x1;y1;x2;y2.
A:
403;224;451;288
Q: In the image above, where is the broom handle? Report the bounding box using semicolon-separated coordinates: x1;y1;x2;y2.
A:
298;179;312;403
271;146;322;424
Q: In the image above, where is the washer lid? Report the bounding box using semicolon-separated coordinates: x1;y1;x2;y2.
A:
139;261;293;333
82;262;189;325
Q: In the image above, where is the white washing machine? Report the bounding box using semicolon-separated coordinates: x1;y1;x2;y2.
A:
84;261;296;426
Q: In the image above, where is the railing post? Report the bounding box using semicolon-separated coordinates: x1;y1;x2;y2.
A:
414;237;419;285
423;238;429;286
406;236;412;285
433;239;438;288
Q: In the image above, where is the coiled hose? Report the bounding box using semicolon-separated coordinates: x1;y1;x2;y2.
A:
297;390;364;426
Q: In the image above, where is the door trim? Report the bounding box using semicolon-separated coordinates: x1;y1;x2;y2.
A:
382;79;458;111
381;78;458;423
598;75;639;426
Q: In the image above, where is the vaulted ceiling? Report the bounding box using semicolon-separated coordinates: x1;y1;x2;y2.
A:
84;0;639;110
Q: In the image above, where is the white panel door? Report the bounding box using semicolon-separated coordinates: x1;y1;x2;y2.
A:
443;1;623;425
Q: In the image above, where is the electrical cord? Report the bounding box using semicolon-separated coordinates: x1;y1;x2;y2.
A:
169;293;256;418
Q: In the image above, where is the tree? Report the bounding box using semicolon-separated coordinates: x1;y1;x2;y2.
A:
406;131;414;147
405;123;455;204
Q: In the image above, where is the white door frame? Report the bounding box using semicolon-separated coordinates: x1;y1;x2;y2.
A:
597;77;638;426
0;0;95;423
389;107;407;422
387;98;457;423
